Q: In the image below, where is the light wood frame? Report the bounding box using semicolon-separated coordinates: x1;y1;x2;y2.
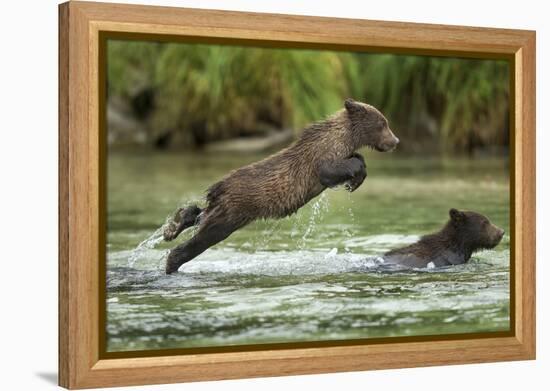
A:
59;1;536;389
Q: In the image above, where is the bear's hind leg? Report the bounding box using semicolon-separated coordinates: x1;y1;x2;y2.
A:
165;219;241;274
163;205;203;242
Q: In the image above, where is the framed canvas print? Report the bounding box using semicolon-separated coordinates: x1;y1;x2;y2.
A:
58;1;536;389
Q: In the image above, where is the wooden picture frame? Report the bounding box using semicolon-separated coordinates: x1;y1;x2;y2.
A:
59;1;536;388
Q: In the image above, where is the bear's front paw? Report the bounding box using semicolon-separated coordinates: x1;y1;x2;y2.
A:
350;152;365;166
345;162;367;192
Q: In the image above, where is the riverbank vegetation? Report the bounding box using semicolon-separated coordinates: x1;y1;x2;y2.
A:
107;40;509;155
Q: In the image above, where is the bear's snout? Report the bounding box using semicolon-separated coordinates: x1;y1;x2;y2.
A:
377;128;399;152
491;226;505;247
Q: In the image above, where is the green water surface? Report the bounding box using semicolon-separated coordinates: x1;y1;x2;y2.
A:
106;150;510;352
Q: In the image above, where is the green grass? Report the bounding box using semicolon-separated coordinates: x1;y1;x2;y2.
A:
107;40;509;153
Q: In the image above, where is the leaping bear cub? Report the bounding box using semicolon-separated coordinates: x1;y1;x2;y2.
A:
163;99;399;274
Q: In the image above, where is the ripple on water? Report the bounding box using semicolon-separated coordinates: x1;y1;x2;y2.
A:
105;239;510;352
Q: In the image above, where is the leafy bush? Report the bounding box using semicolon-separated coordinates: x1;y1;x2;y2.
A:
107;40;509;154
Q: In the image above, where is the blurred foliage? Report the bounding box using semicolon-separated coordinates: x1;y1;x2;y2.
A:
107;40;509;154
360;54;510;152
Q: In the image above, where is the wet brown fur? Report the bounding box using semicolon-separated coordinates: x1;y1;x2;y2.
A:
206;113;352;224
164;99;398;273
203;102;395;228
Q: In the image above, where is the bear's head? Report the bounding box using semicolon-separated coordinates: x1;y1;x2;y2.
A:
344;98;399;152
449;208;505;252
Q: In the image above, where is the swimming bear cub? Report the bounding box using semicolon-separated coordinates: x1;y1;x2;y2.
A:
383;209;505;268
163;99;399;274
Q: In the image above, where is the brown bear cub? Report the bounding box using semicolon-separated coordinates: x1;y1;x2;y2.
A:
383;209;505;268
163;99;399;274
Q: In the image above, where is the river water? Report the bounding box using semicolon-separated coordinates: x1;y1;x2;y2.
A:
106;151;510;352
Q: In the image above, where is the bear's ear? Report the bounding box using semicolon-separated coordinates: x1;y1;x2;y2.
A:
344;98;361;113
449;208;464;222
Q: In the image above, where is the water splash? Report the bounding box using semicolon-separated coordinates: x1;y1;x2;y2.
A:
289;209;304;239
110;246;511;281
253;220;283;250
127;226;166;268
346;191;356;226
299;193;329;249
127;200;204;268
325;247;338;259
340;191;356;253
